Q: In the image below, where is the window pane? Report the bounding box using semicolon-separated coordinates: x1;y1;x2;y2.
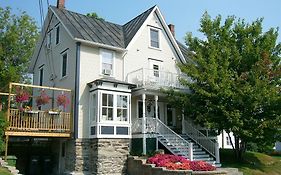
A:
122;96;127;108
108;108;113;120
56;26;60;44
101;126;114;134
108;94;113;107
102;108;107;117
102;94;107;106
150;29;159;48
91;94;96;122
117;109;122;119
116;127;128;135
123;109;127;121
138;101;143;118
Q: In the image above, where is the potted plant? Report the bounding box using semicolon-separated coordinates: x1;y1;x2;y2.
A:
56;93;70;111
36;90;50;108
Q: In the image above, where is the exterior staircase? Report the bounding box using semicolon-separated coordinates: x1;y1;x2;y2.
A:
152;118;218;165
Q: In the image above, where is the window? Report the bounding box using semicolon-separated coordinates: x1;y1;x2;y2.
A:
100;92;129;122
117;95;128;121
39;67;44;86
150;28;159;48
61;52;67;78
153;64;159;77
102;93;114;121
90;94;97;123
56;25;60;45
101;50;114;76
226;136;231;145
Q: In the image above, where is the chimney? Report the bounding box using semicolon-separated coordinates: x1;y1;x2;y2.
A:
57;0;65;9
168;24;175;37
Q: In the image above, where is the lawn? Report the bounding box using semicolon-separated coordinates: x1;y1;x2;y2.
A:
0;167;12;175
220;149;281;175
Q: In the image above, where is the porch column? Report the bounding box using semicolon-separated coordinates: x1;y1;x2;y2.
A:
215;142;220;164
142;94;146;155
155;95;159;151
182;109;186;134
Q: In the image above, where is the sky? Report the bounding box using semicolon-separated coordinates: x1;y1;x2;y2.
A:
1;0;281;43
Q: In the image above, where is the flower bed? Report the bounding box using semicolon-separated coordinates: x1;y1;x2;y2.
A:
147;154;216;171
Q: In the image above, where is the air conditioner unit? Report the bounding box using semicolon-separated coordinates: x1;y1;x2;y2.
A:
103;69;112;75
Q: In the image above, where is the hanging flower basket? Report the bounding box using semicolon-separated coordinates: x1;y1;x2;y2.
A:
15;87;30;103
36;90;50;107
56;94;70;110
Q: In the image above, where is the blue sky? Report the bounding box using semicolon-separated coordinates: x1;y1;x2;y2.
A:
2;0;281;43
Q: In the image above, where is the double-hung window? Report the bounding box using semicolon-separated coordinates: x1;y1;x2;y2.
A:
117;95;128;121
101;50;114;76
150;28;159;48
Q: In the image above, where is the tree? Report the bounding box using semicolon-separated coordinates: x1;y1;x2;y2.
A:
0;7;39;92
86;12;104;21
167;12;281;160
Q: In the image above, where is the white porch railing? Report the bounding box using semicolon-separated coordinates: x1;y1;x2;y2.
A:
183;120;216;157
126;68;187;89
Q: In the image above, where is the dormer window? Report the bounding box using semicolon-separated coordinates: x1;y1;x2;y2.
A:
101;49;114;76
150;28;159;48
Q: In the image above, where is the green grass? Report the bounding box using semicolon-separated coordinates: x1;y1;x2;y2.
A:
220;149;281;175
0;167;12;175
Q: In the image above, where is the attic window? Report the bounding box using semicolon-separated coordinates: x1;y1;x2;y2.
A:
150;28;159;48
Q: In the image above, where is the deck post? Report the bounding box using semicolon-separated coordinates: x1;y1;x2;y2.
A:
4;135;9;161
142;94;146;155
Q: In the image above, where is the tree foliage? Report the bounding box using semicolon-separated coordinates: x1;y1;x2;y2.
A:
0;7;39;92
86;12;104;21
167;12;281;159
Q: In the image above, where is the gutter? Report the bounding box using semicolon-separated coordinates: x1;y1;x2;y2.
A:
74;42;81;139
74;38;127;52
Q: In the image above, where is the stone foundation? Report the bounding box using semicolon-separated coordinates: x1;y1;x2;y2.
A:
65;138;130;175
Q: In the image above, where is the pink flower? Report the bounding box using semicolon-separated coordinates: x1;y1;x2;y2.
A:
56;94;70;108
36;90;50;106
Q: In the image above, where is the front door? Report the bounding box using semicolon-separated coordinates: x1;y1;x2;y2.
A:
166;104;176;127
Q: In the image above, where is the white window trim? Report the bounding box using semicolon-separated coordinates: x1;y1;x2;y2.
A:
99;91;130;124
46;30;52;49
149;27;161;50
61;50;68;79
100;49;115;77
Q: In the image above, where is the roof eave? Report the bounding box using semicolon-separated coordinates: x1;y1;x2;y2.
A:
74;38;127;52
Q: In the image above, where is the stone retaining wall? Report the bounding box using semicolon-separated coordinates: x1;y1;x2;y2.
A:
65;138;130;175
128;156;227;175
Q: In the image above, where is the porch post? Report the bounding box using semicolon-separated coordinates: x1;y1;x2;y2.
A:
155;95;158;151
182;109;186;134
215;142;220;164
155;95;158;119
142;94;146;155
188;142;193;161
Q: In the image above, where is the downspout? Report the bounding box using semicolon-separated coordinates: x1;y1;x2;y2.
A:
74;42;81;138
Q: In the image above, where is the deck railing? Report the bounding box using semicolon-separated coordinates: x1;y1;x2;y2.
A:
7;109;71;133
126;68;189;89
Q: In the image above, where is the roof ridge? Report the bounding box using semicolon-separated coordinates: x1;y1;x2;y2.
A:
123;5;156;26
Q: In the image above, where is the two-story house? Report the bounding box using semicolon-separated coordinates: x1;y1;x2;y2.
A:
22;0;221;174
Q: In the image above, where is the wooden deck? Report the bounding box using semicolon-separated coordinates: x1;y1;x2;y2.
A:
5;109;72;137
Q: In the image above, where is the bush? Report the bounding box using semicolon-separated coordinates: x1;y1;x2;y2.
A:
147;154;216;171
0;111;7;152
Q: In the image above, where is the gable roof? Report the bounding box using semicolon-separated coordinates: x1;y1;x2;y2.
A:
123;6;155;47
51;6;125;48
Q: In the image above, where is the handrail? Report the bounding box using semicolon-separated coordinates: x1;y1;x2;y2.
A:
149;117;190;157
184;120;216;157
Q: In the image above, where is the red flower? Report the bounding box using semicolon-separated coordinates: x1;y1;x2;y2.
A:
36;90;50;106
56;93;70;108
15;87;30;103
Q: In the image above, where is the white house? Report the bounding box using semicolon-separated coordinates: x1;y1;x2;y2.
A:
24;0;223;174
